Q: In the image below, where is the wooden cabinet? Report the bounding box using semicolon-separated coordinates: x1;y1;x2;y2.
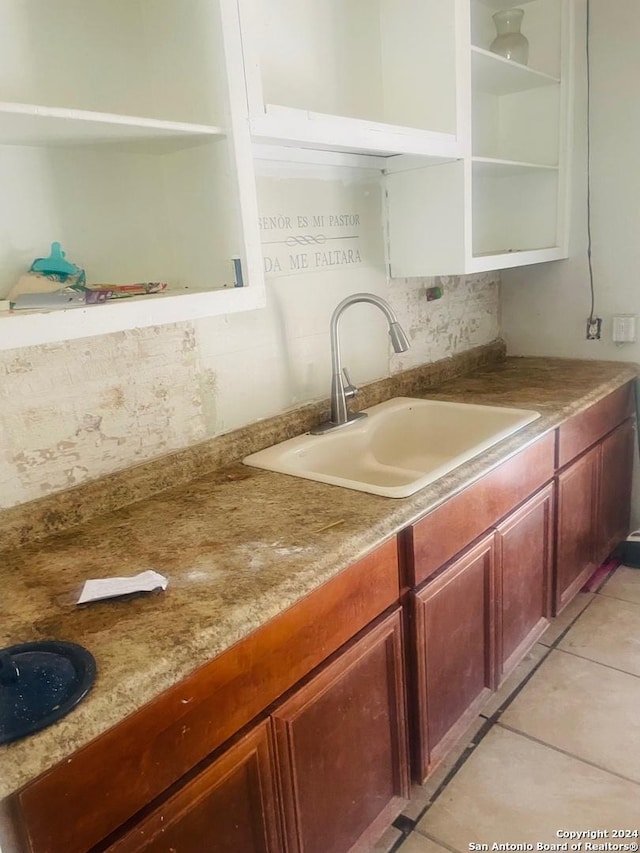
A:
596;419;635;564
273;610;409;853
554;384;635;613
411;533;496;782
495;484;553;681
409;482;554;781
555;418;635;613
555;444;600;613
103;720;281;853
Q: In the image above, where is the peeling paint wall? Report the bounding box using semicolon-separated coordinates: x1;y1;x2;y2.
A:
0;272;499;510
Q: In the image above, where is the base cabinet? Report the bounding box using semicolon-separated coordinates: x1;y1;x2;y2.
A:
412;533;496;782
272;610;409;853
555;419;635;613
103;721;281;853
411;483;555;781
597;419;635;564
555;446;600;613
103;610;409;853
495;484;554;682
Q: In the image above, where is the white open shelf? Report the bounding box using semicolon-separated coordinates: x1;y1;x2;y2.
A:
471;47;560;96
475;0;536;9
469;246;564;272
472;162;559;259
0;286;262;351
0;102;225;149
0;0;267;349
250;105;461;159
472;156;559;176
0;0;229;127
240;0;461;159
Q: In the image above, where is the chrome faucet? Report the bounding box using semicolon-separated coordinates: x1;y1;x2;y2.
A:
311;293;410;435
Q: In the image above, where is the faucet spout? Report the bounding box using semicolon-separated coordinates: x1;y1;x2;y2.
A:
311;293;410;435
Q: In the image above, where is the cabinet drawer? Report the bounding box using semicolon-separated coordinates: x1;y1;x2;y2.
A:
17;539;400;853
403;433;555;587
557;383;634;468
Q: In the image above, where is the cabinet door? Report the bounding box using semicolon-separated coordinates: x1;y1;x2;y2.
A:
412;533;496;782
272;610;409;853
596;419;635;565
104;720;281;853
495;485;554;683
555;445;599;614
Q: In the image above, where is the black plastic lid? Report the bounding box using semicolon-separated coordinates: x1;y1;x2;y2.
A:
0;641;96;745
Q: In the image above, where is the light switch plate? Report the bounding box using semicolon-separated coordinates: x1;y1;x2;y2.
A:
612;314;637;343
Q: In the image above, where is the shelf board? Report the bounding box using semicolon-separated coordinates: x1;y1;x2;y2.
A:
474;0;536;8
0;286;264;351
250;104;461;160
472;156;559;177
471;47;559;96
469;245;565;272
0;102;225;149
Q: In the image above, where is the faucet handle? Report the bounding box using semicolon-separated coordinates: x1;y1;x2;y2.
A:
342;368;359;399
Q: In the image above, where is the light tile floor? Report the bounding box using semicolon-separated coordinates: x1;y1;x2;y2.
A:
377;566;640;853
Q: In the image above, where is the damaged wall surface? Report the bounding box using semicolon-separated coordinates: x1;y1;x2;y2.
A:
0;272;500;510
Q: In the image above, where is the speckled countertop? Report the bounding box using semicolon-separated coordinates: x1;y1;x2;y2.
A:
1;356;638;800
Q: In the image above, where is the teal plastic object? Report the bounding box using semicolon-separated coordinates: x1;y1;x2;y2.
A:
30;242;81;278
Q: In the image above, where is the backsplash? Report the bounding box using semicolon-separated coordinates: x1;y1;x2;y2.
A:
0;272;499;510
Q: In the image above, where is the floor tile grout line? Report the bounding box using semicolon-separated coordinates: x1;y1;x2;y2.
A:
395;720;493;831
495;721;640;789
542;596;598;650
412;827;465;853
552;645;640;680
479;646;552;721
597;590;640;607
550;645;640;679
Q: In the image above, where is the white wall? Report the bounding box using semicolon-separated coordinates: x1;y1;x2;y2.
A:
0;164;500;510
502;0;640;362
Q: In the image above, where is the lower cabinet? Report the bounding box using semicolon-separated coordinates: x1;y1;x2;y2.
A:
104;721;281;853
596;419;635;564
495;484;554;682
556;419;635;613
102;609;409;853
411;484;554;782
272;609;409;853
412;532;496;781
555;445;600;613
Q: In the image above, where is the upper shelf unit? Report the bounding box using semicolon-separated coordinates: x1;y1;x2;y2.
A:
385;0;572;276
237;0;465;160
0;0;266;350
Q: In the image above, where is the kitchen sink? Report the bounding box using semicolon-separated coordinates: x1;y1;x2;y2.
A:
243;397;541;498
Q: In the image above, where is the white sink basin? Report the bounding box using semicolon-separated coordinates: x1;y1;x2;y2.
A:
244;397;540;498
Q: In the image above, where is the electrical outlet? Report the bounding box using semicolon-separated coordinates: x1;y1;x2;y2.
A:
586;317;602;340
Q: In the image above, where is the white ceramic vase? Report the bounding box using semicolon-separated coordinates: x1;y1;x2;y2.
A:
490;8;529;65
